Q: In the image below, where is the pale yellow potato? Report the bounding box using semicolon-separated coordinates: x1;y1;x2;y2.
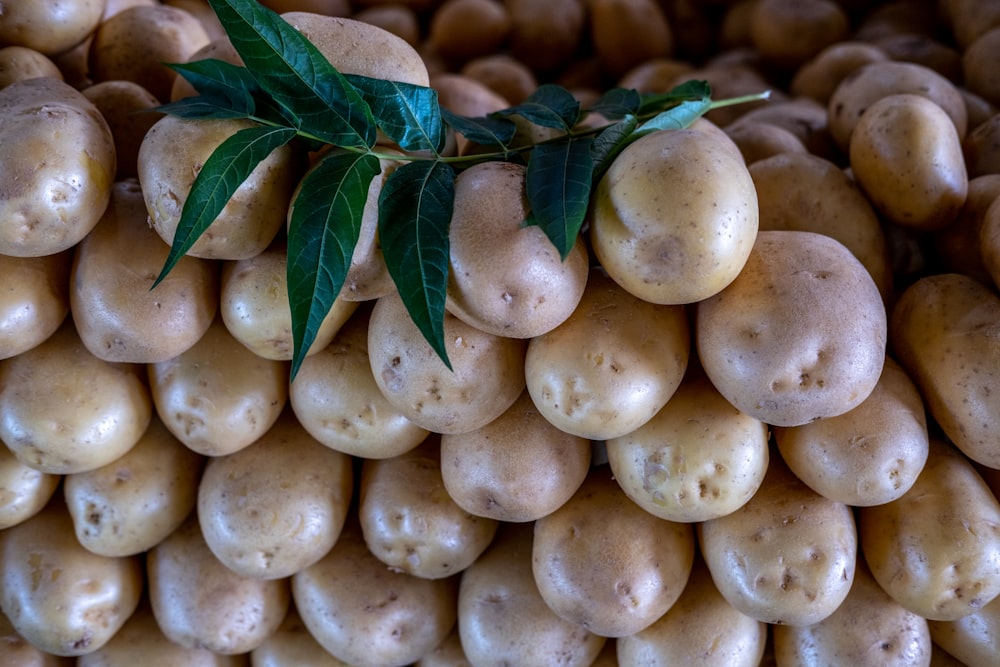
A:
138;115;299;260
532;466;695;637
928;594;1000;667
163;0;227;43
850;94;968;231
415;627;469;667
71;179;219;364
0;444;60;530
606;372;769;523
289;308;430;459
251;608;351;667
359;438;498;578
368;289;527;435
889;273;1000;468
775;357;929;507
616;557;767;666
0;500;142;657
77;601;248;667
1;606;73;666
0;77;115;257
439;390;591;523
292;522;458;667
0;0;103;56
63;416;203;558
149;517;290;655
698;456;857;626
0;250;70;360
724;120;809;165
749;151;893;300
790;41;888;104
0;46;63;90
696;230;887;427
458;522;606;666
148;317;288;457
859;439;1000;622
773;560;931;666
750;0;849;70
220;247;358;361
198;409;353;580
590;126;758;305
0;321;151;475
81;80;163;180
525;269;689;440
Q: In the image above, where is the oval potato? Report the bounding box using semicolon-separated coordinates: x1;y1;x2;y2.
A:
0;250;71;360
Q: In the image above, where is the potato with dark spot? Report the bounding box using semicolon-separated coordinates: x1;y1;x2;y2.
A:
928;594;1000;667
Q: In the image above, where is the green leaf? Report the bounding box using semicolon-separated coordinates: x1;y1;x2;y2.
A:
590;114;639;184
631;98;713;138
206;0;376;148
378;161;455;371
524;136;593;260
585;87;641;119
287;151;381;380
167;59;259;115
494;83;581;130
153;124;297;287
345;74;446;154
441;108;517;149
638;79;711;115
152;96;254;120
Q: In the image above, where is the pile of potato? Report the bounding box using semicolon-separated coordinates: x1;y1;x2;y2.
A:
2;0;1000;664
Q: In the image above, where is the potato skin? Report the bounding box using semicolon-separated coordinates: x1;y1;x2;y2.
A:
0;445;60;530
0;250;70;360
928;594;1000;667
251;608;352;667
0;0;103;56
859;439;1000;622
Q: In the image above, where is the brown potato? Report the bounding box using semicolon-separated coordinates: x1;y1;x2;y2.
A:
460;53;537;106
148;516;290;655
351;5;420;47
0;46;63;90
0;250;70;360
359;438;498;578
963;27;1000;108
81;81;163;180
251;607;350;667
696;230;887;428
0;321;151;475
935;173;1000;284
0;0;103;56
964;113;1000;179
589;0;673;78
616;57;692;94
750;0;849;70
859;439;1000;621
428;0;512;63
698;455;858;626
458;522;606;666
984;197;1000;290
292;521;458;667
724;97;836;160
928;593;1000;667
532;466;695;637
724;120;809;165
873;33;962;83
440;390;591;523
197;408;353;580
606;371;769;523
790;41;888;104
71;179;219;364
0;444;60;530
505;0;586;74
63;415;204;558
0;499;142;657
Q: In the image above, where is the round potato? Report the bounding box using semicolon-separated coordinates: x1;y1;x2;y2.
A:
525;268;690;440
606;371;769;523
935;173;1000;284
251;608;352;667
963;27;1000;108
589;0;673;78
750;0;849;70
724;120;808;165
0;250;71;360
790;41;888;104
0;444;60;530
0;77;116;257
429;0;512;63
698;455;858;626
0;46;63;90
859;438;1000;621
351;5;420;47
81;81;163;180
928;594;1000;667
1;605;74;667
590;125;758;305
440;390;591;523
504;0;586;74
0;500;142;657
0;0;103;56
460;54;537;106
696;230;887;427
198;408;353;580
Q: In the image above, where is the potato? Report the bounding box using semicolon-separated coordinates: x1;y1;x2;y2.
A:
198;408;353;580
928;593;1000;666
790;41;888;104
446;161;589;339
359;438;498;578
88;5;212;102
889;273;1000;468
81;81;163;180
148;317;288;457
750;0;849;70
724;97;837;160
589;0;673;78
251;608;350;667
616;556;767;666
63;415;204;558
148;516;290;655
0;77;116;257
749;151;892;300
590;126;758;305
696;230;887;428
220;246;358;361
531;466;695;637
138;115;300;260
941;0;1000;49
292;521;458;667
606;371;769;523
0;500;142;657
0;250;70;360
850;94;968;231
935;173;1000;284
458;522;606;666
368;289;527;435
1;606;73;666
71;179;219;364
351;5;420;47
873;33;962;83
698;455;858;626
984;197;1000;290
0;321;151;475
859;439;1000;621
439;390;591;523
525;268;689;441
775;357;928;507
504;0;586;74
0;46;63;90
428;0;511;63
963;27;1000;108
773;560;932;666
0;444;60;530
965;114;1000;180
672;64;780;127
460;54;537;106
0;0;103;56
724;120;809;165
414;628;468;667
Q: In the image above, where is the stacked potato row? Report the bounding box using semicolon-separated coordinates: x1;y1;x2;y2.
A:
2;0;1000;665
